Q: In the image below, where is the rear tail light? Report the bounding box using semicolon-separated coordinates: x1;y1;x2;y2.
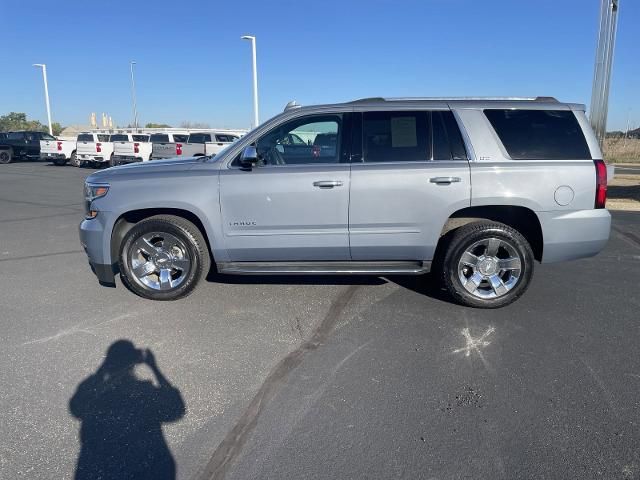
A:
134;143;139;154
176;143;183;155
96;143;102;153
594;159;607;209
57;141;62;151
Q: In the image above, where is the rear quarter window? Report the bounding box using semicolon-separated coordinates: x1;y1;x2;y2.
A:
484;109;591;160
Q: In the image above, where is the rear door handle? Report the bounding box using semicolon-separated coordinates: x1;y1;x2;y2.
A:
313;180;343;188
429;176;461;185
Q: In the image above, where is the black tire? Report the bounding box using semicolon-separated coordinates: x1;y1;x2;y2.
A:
53;157;67;166
0;149;12;164
69;151;79;167
118;215;211;300
441;221;534;308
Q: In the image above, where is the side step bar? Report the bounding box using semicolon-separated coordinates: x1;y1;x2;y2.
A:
217;261;431;276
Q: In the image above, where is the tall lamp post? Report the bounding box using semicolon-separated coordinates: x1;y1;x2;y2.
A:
32;64;52;135
130;61;139;131
590;0;620;147
241;35;259;128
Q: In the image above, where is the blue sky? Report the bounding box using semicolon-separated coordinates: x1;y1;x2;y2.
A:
0;0;637;131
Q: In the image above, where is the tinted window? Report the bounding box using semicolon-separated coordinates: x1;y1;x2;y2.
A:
78;134;94;142
188;133;211;143
97;135;111;142
7;132;24;140
254;115;342;166
484;109;591;160
132;135;149;142
150;134;170;143
215;134;238;143
41;133;56;141
432;111;468;161
173;134;189;143
110;134;128;142
363;111;428;163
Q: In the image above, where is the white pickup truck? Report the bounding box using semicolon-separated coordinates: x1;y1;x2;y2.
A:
40;136;78;166
180;132;241;157
150;132;190;160
153;131;242;159
111;134;152;166
76;133;113;167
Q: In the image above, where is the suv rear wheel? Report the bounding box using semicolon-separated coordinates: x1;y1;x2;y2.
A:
118;215;210;300
441;221;534;308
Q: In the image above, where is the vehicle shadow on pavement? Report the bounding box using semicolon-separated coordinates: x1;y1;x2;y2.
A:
69;340;185;480
206;272;450;302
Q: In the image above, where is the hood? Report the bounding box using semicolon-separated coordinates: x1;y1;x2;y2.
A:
86;156;208;183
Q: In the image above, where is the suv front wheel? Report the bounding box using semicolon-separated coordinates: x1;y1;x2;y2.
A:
441;221;534;308
118;215;210;300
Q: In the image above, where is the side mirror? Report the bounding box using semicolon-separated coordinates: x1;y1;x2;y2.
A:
240;146;259;169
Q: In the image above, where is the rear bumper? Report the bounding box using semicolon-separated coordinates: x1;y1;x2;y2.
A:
78;154;108;163
112;155;143;165
79;217;116;285
40;152;67;160
538;209;611;263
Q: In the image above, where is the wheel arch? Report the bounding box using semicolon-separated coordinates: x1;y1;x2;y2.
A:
438;205;543;261
111;208;214;268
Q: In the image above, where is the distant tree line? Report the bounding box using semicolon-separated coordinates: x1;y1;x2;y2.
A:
0;112;63;135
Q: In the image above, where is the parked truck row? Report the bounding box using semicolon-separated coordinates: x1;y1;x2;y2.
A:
0;128;246;166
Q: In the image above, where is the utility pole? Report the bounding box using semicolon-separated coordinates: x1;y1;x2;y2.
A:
33;64;53;135
589;0;620;147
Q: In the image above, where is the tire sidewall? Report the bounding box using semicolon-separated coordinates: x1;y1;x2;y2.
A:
119;220;203;300
444;224;534;308
0;149;12;164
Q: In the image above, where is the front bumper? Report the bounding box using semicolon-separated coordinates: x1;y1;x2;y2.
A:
538;209;611;263
79;217;116;286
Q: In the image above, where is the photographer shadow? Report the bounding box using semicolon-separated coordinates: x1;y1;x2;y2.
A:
69;340;185;480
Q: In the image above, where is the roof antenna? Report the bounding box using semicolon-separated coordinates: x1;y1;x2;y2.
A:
284;100;301;112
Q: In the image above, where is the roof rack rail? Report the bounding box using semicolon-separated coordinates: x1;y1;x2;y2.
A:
348;96;559;103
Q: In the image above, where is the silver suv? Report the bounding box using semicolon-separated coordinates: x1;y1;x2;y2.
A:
79;97;610;308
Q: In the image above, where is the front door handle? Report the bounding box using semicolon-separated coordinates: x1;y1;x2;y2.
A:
429;176;461;185
313;180;343;188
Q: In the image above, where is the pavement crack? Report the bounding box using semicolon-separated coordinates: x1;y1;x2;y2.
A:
0;250;83;263
196;284;360;480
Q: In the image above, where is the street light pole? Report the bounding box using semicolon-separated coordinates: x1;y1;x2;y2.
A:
241;35;259;128
33;64;52;135
130;61;138;131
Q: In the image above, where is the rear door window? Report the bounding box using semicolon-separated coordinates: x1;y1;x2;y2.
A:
173;134;189;143
132;135;149;142
484;109;591;160
215;134;238;143
432;111;468;161
362;111;429;163
97;135;111;142
41;133;56;141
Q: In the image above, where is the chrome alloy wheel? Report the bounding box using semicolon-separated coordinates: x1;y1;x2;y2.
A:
129;232;191;291
457;237;522;299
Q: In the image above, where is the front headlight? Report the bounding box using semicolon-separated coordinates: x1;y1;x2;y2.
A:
84;183;110;219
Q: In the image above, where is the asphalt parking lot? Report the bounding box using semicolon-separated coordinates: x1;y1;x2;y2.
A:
1;161;639;480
